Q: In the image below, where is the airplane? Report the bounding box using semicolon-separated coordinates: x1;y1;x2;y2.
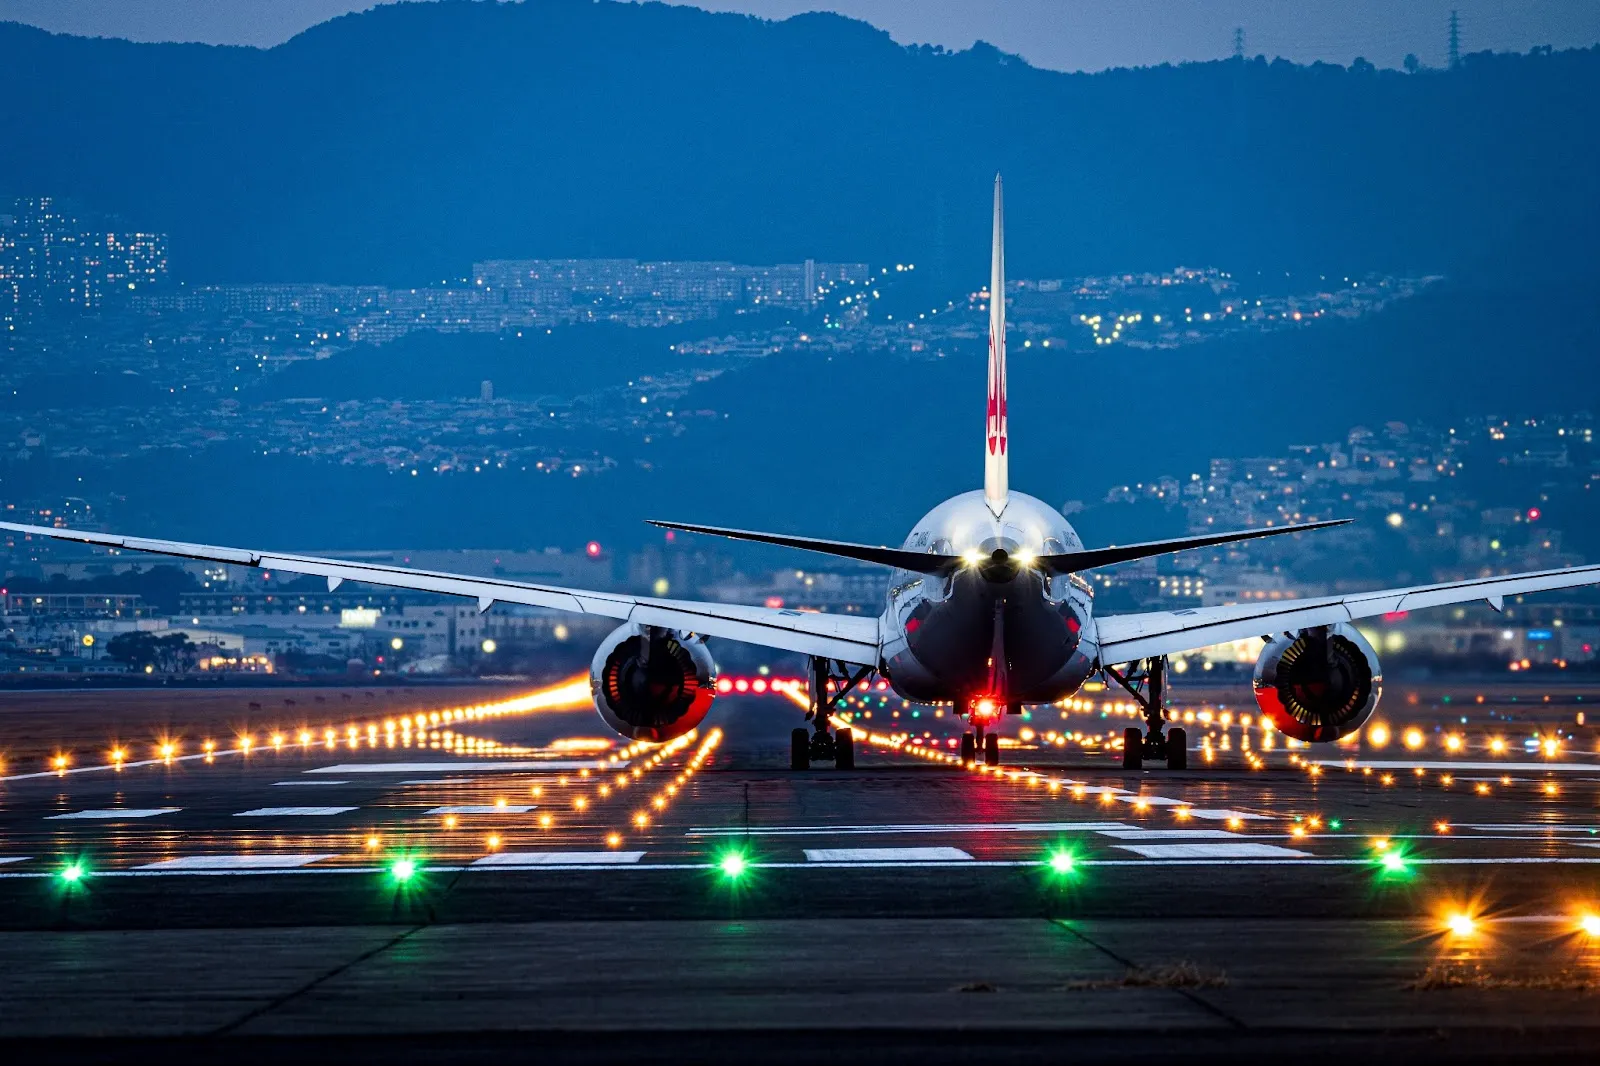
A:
5;175;1600;773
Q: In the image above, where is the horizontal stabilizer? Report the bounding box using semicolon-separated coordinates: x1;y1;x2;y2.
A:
650;517;1348;577
1036;519;1349;573
647;520;958;574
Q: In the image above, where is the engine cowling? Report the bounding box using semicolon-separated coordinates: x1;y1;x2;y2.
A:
1252;623;1382;742
589;624;716;742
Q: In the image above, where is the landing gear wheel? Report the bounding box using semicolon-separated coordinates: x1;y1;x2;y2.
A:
960;732;977;764
835;728;855;769
1122;727;1143;770
790;728;811;771
983;733;1000;766
1166;727;1187;770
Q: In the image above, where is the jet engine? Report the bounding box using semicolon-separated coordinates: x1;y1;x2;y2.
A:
589;624;716;742
1251;623;1381;742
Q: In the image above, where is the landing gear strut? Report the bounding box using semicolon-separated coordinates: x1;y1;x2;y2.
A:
1105;657;1186;771
792;656;869;770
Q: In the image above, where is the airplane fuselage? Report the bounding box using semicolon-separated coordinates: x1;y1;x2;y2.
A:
879;490;1099;712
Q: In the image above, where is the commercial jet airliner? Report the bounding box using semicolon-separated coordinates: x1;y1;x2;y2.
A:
7;177;1599;772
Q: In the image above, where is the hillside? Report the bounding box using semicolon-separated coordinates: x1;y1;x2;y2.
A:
2;1;1597;286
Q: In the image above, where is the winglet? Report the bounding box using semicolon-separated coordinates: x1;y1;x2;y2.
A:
984;174;1008;516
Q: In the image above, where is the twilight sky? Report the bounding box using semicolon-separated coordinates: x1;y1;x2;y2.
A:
2;0;1597;71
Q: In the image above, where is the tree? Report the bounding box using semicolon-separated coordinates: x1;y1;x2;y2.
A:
1404;53;1421;74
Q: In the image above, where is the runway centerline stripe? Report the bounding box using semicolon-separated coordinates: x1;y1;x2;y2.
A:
1313;759;1600;772
136;854;340;871
273;780;351;786
804;847;974;862
427;804;536;815
471;851;645;866
306;760;620;774
47;808;181;820
1096;829;1243;840
233;806;358;817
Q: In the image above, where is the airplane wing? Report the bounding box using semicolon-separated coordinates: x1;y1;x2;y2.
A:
1094;562;1600;666
0;522;881;666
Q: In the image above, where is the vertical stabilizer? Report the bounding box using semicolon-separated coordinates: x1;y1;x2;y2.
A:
984;174;1009;515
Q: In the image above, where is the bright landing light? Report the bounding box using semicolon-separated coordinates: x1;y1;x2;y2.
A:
1446;913;1476;937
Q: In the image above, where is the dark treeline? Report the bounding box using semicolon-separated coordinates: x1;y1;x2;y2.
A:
1;0;1596;287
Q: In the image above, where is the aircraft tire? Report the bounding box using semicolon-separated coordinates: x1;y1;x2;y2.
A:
1123;727;1143;770
983;733;1000;766
960;732;977;764
1166;727;1187;770
835;728;855;769
790;728;811;771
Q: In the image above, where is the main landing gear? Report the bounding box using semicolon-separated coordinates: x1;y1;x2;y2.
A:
790;657;868;770
1105;656;1187;771
960;722;1002;767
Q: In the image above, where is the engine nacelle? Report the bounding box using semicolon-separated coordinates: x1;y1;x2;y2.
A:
1252;623;1382;742
589;624;716;742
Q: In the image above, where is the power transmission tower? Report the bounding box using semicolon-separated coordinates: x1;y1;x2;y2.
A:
1448;10;1460;68
1233;27;1245;60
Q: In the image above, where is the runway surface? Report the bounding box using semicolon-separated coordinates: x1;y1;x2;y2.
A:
4;680;1600;1062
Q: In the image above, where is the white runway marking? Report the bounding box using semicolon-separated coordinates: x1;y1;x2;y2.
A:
1460;824;1600;834
1314;759;1600;772
471;851;645;866
233;806;358;817
47;808;181;820
306;760;617;774
804;847;974;862
273;780;350;786
0;857;29;866
1096;829;1243;840
1115;795;1187;806
400;779;477;785
1186;809;1269;821
688;821;1131;837
427;804;536;815
136;854;339;871
1114;842;1312;859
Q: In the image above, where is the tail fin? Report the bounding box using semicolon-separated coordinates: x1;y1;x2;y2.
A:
985;174;1008;516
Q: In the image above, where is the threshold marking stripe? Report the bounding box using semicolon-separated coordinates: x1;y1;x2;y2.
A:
47;808;181;820
234;806;358;817
687;822;1132;837
0;857;28;866
1113;843;1312;859
804;847;973;862
1115;795;1187;806
1187;809;1269;821
273;780;351;786
6;855;1600;879
472;851;645;866
427;804;536;815
136;854;339;871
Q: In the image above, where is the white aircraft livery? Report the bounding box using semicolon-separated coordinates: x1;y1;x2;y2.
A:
7;176;1600;771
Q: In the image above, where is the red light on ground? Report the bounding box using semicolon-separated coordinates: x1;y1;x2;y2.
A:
764;597;785;608
876;680;889;691
664;530;675;542
752;679;768;694
1528;508;1541;521
734;679;750;693
1382;611;1409;622
585;541;602;557
716;678;733;694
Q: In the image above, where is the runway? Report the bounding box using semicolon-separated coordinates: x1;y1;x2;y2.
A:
4;682;1600;1062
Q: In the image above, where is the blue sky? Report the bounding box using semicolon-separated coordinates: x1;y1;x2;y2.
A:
3;0;1597;71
